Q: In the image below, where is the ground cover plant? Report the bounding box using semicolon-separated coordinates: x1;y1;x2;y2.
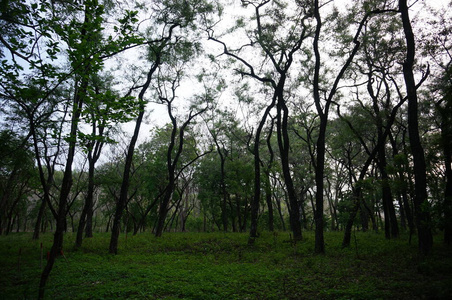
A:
1;231;451;299
2;1;452;298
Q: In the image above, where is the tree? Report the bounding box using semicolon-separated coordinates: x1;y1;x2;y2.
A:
201;106;234;232
153;62;210;237
335;7;406;238
39;1;107;297
75;73;139;248
309;0;400;254
0;131;36;235
109;0;219;252
208;0;313;243
0;0;68;240
399;0;433;255
437;66;452;245
417;1;452;245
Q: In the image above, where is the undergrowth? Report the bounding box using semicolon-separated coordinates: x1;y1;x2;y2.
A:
0;231;451;299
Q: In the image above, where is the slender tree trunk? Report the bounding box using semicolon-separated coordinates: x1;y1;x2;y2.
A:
274;195;286;231
33;197;47;240
275;81;302;242
249;100;276;244
109;108;143;252
437;69;452;244
343;187;362;248
264;173;274;232
38;76;84;300
395;130;416;235
109;55;161;254
75;160;95;248
312;0;326;254
85;198;94;237
342;146;378;247
374;110;399;238
398;195;407;230
85;151;99;238
155;178;175;237
219;151;228;232
314;117;326;253
399;0;433;255
359;202;369;232
443;131;452;245
154;102;205;237
30;124;58;240
442;110;452;245
135;194;161;234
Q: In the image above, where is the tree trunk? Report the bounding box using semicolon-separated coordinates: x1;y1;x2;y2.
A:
264;173;274;232
275;82;302;242
249;100;276;244
441;108;452;245
109;110;143;252
76;163;94;248
33;197;47;240
155;179;175;237
109;55;161;254
219;151;228;232
275;194;286;231
38;69;84;300
314;115;326;253
359;202;369;232
154;101;205;237
437;68;452;244
443;127;452;244
377;131;399;239
399;0;433;255
342;187;362;248
312;0;326;254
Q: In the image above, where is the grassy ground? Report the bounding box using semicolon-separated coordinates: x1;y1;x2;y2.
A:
0;231;451;299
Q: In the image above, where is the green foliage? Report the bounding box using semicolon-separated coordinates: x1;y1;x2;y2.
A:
0;130;38;221
1;232;451;299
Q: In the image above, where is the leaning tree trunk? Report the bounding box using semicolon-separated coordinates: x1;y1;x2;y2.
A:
109;106;145;254
109;55;160;254
154;101;206;237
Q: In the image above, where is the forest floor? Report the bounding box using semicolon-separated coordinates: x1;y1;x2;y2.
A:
0;231;451;299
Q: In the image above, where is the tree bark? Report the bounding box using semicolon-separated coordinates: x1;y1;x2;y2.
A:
109;48;163;253
437;68;452;245
275;81;303;242
442;118;452;245
75;161;94;248
38;67;85;300
154;104;206;237
399;0;433;255
264;172;274;232
249;100;276;244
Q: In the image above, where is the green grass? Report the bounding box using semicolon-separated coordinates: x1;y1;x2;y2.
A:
1;231;451;299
